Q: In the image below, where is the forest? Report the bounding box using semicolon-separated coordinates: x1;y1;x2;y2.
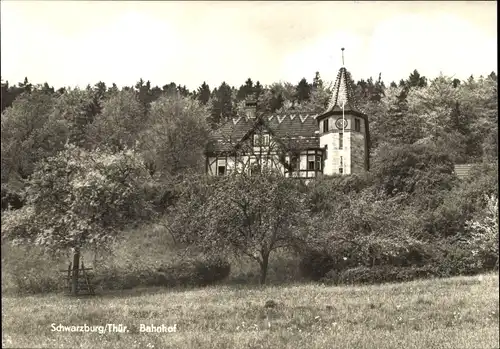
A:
1;69;498;293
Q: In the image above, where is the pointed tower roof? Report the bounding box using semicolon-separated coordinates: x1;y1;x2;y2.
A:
325;66;363;115
319;48;365;116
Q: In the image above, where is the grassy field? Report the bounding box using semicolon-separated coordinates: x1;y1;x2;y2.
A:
2;273;499;349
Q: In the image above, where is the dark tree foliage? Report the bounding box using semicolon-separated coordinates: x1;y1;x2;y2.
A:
356;74;385;102
177;85;190;97
162;82;178;96
196;81;211;105
254;81;264;99
407;69;428;88
296;78;312;102
210;82;234;125
1;80;27;113
19;77;33;93
371;142;457;206
270;92;284;113
236;78;254;101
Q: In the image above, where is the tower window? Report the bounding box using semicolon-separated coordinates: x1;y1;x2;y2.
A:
339;156;343;174
339;133;343;149
355;118;361;132
323;119;329;133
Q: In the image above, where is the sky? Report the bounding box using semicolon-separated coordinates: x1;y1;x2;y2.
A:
1;1;497;91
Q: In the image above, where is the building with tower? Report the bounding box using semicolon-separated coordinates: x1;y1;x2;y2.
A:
205;51;370;178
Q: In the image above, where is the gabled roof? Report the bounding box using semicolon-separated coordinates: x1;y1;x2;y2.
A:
324;67;364;115
207;112;321;154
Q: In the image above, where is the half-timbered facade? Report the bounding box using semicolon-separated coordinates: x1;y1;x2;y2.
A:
205;63;370;178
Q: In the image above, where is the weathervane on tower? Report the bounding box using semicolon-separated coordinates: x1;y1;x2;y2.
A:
341;47;345;67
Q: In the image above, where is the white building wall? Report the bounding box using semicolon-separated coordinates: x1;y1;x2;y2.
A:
320;115;354;175
208;157;217;175
320;133;335;175
226;158;235;172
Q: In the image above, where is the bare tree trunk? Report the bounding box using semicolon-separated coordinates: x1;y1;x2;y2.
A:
93;246;98;267
71;248;80;295
259;253;269;285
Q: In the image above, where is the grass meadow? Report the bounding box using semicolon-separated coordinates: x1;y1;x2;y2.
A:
2;273;499;349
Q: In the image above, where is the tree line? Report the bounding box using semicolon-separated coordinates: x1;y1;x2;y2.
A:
1;68;498;291
2;69;497;184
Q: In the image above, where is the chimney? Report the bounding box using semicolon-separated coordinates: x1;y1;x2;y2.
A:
244;99;257;119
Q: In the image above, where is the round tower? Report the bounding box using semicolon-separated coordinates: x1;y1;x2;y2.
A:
317;50;370;175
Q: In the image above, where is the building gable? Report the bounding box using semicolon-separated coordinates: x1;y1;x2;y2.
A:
206;111;322;155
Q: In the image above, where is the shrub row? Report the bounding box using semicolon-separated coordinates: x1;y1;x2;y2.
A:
93;257;230;291
300;242;498;286
2;250;230;295
321;265;439;285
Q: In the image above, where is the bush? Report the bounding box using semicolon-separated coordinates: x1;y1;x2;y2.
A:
307;173;372;213
299;250;336;281
371;143;457;200
436;245;482;277
425;163;498;238
1;184;25;211
321;265;439;285
316;240;496;286
94;256;230;290
365;238;440;268
192;256;231;286
436;241;498;277
298;245;367;280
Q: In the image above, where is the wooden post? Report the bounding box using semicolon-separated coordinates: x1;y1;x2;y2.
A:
67;262;72;293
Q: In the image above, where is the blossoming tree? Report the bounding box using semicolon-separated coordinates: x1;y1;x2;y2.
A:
2;144;154;294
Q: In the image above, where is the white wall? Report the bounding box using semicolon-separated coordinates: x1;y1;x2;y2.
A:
320;130;351;175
